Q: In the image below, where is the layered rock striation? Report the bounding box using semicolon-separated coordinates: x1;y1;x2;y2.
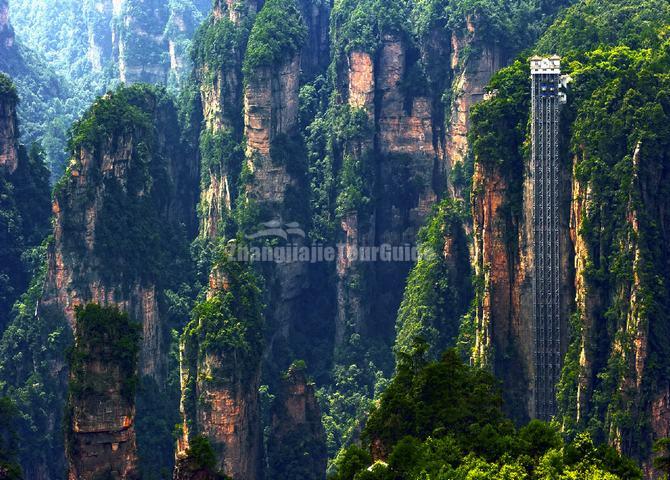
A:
267;363;328;480
65;304;141;480
177;259;265;479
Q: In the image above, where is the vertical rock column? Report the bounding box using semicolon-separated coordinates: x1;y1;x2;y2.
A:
0;75;18;173
177;260;265;479
115;0;169;84
84;0;115;72
334;49;377;350
0;0;14;51
66;304;141;480
446;18;504;200
195;0;256;239
267;363;327;480
239;0;308;366
41;87;197;382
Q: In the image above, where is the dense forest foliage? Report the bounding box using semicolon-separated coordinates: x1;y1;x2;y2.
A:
0;74;51;329
463;0;670;469
2;0;209;178
331;351;642;480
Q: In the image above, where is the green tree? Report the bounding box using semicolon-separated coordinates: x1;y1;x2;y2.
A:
654;438;670;477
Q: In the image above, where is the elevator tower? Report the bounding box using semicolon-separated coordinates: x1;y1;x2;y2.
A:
531;56;564;420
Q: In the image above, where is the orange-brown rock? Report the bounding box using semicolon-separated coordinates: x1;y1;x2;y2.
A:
178;340;264;480
267;363;327;480
472;133;573;422
65;305;141;480
177;261;265;480
33;88;197;480
447;17;504;200
0;77;18;174
42;114;194;379
67;362;139;480
245;55;300;160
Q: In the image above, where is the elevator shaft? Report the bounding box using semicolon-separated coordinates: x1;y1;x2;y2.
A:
531;56;563;421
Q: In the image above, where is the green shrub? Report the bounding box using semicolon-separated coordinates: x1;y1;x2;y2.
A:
243;0;307;75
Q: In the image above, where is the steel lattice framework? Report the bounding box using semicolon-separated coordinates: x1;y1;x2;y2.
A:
531;56;563;421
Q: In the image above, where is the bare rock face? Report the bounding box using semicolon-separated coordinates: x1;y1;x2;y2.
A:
85;0;115;72
185;362;263;479
0;78;18;174
244;54;301;200
375;36;441;323
267;364;327;480
195;0;255;240
177;263;265;480
66;305;141;480
471;111;573;423
178;351;263;480
447;19;504;199
334;34;447;355
242;48;312;363
569;142;670;475
41;87;197;381
347;51;375;113
115;0;170;84
33;89;197;475
244;56;301;157
472;157;535;422
0;0;14;50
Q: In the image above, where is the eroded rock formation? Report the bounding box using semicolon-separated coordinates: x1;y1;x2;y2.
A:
41;87;197;380
32;86;196;477
177;261;264;479
0;0;14;50
267;363;327;480
0;75;18;174
65;304;140;480
195;0;255;239
447;18;504;200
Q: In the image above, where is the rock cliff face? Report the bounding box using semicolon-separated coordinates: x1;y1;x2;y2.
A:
178;350;263;479
447;19;504;199
0;77;18;174
244;54;302;200
33;86;196;478
0;0;14;50
115;0;170;84
267;364;327;480
177;261;265;480
41;87;196;380
470;62;573;423
181;2;315;476
84;0;115;72
568;140;670;475
472;151;572;422
79;0;207;85
331;23;497;359
194;0;255;240
65;304;140;480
